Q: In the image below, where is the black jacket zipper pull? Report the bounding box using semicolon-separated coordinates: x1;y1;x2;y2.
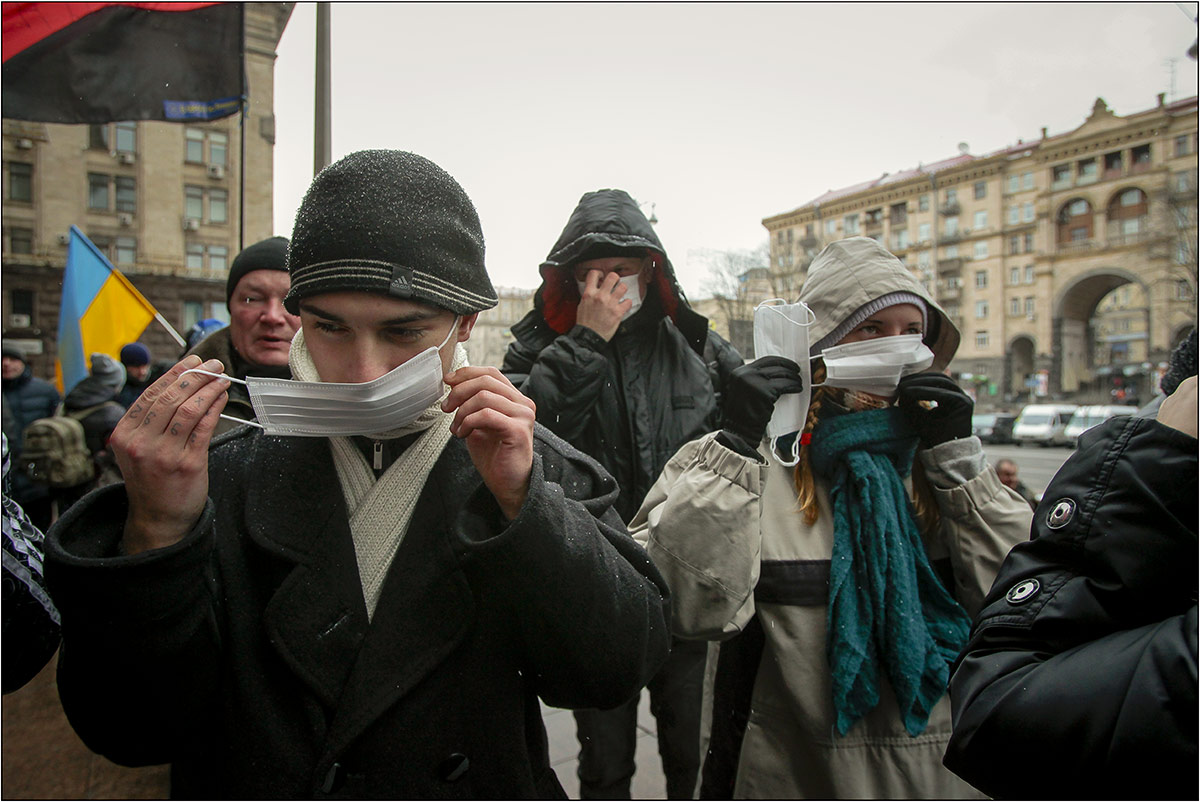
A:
373;440;383;471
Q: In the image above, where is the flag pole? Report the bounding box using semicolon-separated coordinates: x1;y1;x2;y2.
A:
314;3;331;175
154;313;187;348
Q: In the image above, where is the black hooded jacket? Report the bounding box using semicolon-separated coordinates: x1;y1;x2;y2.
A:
502;189;743;521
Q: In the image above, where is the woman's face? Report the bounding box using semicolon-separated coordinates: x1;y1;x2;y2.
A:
835;303;924;345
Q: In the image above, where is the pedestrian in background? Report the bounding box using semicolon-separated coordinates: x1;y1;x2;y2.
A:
630;237;1033;798
116;343;153;408
185;236;298;434
53;352;126;507
944;374;1197;799
994;458;1037;510
503;188;743;800
44;150;670;798
1;343;59;530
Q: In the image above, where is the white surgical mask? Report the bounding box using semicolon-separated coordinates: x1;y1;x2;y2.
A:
185;317;459;437
753;299;815;466
814;334;935;397
576;273;644;320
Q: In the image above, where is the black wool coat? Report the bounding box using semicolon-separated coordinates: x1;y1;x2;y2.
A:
46;424;671;799
943;414;1198;799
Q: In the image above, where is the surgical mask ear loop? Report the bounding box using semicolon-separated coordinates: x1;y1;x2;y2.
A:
179;369;264;429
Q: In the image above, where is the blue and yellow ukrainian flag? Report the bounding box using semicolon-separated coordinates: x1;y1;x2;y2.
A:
56;226;157;394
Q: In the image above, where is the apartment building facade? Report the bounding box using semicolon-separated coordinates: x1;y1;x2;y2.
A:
762;94;1198;406
1;3;294;380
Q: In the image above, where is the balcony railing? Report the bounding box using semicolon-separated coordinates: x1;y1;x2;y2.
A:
941;231;963;244
937;257;964;273
1057;238;1097;253
939;201;961;216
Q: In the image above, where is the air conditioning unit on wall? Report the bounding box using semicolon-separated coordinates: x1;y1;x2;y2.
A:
8;313;31;328
182;217;200;231
118;213;133;227
206;164;225;179
15;138;33;150
118;151;136;165
56;233;69;246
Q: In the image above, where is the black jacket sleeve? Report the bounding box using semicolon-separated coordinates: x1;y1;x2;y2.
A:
943;415;1198;799
502;326;613;444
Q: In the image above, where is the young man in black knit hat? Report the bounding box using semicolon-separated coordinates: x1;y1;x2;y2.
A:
44;151;670;799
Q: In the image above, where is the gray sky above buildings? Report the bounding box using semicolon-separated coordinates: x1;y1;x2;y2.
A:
271;2;1200;299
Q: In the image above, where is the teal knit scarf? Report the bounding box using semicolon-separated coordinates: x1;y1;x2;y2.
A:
808;406;971;737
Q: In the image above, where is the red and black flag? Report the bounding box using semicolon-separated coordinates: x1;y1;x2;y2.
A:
2;2;244;123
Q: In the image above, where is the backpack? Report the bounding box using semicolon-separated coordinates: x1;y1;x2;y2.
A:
19;402;117;488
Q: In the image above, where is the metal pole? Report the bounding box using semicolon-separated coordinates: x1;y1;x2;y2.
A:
314;3;332;175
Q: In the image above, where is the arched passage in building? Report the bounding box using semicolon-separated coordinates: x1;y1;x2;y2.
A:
1052;268;1148;398
1005;334;1037;401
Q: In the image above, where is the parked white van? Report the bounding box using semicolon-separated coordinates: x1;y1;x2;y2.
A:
1064;405;1138;447
1013;403;1079;447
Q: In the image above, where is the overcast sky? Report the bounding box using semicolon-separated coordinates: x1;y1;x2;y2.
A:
271;2;1199;298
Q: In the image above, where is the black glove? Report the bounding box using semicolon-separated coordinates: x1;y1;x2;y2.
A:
720;356;804;449
895;372;973;448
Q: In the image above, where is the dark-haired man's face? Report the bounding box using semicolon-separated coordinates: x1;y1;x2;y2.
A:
1;355;25;380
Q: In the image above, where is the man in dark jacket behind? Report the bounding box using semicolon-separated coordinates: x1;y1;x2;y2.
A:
44;151;671;799
186;236;299;435
943;374;1198;798
53;353;126;508
1;344;61;530
503;189;743;799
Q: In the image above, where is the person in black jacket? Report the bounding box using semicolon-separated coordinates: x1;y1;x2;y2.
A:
1;343;60;530
943;374;1198;799
44;151;671;799
502;189;744;800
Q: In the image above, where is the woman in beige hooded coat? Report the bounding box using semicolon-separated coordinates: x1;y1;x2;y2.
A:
630;237;1032;798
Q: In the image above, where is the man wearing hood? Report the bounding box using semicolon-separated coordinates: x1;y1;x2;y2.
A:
503;189;744;799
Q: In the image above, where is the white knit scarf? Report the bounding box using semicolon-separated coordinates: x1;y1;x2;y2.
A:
288;328;466;619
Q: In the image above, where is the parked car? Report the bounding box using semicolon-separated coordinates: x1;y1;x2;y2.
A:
972;412;1017;444
1012;403;1079;447
1063;404;1138;447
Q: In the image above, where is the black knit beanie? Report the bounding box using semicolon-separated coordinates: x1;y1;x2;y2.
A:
283;150;497;316
225;236;289;309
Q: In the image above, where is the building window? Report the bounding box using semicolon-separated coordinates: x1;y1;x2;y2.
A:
918;194;930;212
1009;266;1021;287
115;176;136;214
844;213;859;235
88;125;110;150
209;189;228;223
893;229;910;249
1007;175;1019;194
1131;144;1151;171
945;275;961;290
1025;297;1036;317
186;243;205;271
824;218;838;236
8;162;32;202
944;244;959;258
210;245;228;271
945;187;958;205
10;227;33;254
1175;171;1194;193
10;288;34;323
975;330;989;348
786;229;793;243
1052;164;1072;187
975;300;989;319
974;210;988;229
974;241;988;260
1022;202;1034;223
183;300;205;330
1077;157;1097;183
114;236;136;265
1057;198;1093;244
210;132;228;167
1008;205;1019;225
974;181;987;199
185;186;204;220
1180;240;1194;265
1023;232;1034;252
945;216;959;236
1009;235;1020;255
917;250;931;269
1104;151;1123;176
88;173;110;210
1024;264;1035;284
185;129;205;163
1023;171;1034;190
975;269;988;289
1107;188;1147;242
114;122;137;153
890;202;908;226
1178;280;1194;300
1175;135;1189;157
917;222;930;242
1010;296;1021;316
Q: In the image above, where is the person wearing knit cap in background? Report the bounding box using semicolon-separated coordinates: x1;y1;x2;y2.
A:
2;343;60;530
628;237;1033;798
43;150;670;798
115;343;153;409
186;235;299;434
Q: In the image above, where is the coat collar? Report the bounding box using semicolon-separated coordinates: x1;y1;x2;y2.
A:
238;434;477;755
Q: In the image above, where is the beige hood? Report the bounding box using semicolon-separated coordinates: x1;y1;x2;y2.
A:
798;236;960;371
